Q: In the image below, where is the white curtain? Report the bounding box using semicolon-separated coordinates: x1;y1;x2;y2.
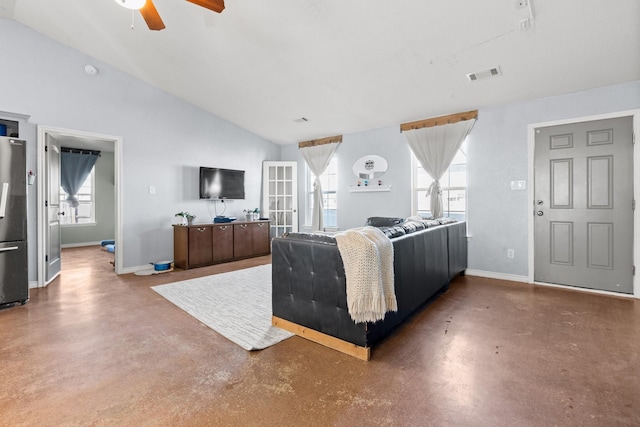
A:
300;142;340;231
403;119;476;218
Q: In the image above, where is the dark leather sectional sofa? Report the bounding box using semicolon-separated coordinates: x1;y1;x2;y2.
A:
271;217;467;360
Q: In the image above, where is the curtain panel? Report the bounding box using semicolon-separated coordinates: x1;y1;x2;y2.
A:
61;151;99;207
299;141;340;231
403;118;476;218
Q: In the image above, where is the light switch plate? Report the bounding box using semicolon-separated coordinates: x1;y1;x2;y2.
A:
510;180;526;190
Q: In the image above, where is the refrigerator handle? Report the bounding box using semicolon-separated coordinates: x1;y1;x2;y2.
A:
0;246;18;252
0;182;8;219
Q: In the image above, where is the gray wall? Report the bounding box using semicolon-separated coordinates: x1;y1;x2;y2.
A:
61;152;115;246
282;80;640;278
281;126;413;231
468;81;640;277
0;18;280;278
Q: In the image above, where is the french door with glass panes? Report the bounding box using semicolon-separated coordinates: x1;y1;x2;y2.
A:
262;161;298;238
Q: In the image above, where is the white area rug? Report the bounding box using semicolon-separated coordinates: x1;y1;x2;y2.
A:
151;264;293;351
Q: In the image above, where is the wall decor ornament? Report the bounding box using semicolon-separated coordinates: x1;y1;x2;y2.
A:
352;154;388;180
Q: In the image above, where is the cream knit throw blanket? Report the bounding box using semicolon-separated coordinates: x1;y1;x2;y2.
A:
335;226;397;323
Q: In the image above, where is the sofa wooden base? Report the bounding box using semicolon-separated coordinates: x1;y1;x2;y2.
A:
272;316;371;361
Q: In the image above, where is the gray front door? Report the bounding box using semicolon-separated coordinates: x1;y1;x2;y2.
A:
45;139;61;284
534;116;634;294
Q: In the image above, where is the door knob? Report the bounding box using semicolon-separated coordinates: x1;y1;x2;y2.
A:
536;211;544;216
58;211;65;216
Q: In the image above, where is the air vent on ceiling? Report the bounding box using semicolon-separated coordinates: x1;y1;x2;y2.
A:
466;66;502;82
294;117;309;123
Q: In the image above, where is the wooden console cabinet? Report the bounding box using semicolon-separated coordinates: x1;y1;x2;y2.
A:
173;220;270;270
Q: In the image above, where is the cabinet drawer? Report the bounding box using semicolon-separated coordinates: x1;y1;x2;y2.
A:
233;223;253;258
188;226;213;266
252;222;270;255
212;224;234;262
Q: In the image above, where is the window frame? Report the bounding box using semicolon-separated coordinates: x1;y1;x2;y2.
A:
411;140;468;221
305;156;338;231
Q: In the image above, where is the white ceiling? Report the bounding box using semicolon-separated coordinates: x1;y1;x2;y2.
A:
4;0;640;145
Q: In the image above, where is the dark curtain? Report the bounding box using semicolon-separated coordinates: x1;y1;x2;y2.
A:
61;151;99;207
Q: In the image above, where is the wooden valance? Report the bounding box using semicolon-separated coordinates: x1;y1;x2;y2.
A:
298;135;342;149
400;110;478;132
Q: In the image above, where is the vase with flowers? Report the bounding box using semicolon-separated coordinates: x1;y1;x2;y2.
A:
175;211;196;226
243;208;261;221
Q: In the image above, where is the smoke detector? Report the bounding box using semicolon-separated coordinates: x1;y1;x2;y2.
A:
466;66;502;82
84;64;99;76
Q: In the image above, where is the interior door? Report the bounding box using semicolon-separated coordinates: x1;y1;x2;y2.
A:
262;161;298;238
45;139;62;284
534;116;634;293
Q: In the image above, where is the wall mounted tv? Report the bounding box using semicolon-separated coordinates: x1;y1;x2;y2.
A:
199;167;245;200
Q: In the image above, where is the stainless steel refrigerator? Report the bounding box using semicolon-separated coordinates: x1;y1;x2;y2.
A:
0;137;28;305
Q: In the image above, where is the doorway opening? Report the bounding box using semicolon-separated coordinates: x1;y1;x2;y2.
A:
37;126;123;287
527;109;640;299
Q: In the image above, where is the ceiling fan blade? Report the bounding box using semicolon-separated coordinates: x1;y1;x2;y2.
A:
186;0;225;13
139;0;166;31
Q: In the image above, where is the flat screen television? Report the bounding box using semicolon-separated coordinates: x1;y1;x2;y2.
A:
199;167;245;200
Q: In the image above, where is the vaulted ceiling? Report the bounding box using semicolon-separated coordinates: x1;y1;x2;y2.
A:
3;0;639;144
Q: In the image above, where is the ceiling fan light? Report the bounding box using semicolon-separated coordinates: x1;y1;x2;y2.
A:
113;0;146;10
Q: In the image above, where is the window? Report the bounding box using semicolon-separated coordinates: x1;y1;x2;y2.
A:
411;139;467;221
306;157;338;229
59;167;96;225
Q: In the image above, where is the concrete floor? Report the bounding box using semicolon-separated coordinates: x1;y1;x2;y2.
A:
1;247;638;426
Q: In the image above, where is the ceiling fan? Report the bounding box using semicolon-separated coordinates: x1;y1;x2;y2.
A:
114;0;225;31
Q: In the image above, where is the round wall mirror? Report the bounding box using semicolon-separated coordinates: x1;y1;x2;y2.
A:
352;155;388;180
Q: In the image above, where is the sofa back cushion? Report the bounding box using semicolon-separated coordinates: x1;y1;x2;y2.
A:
282;232;336;244
365;217;405;227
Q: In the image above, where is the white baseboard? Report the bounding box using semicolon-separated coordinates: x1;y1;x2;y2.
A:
466;269;637;299
119;264;151;275
28;280;39;289
533;281;636;299
465;269;529;283
61;241;102;248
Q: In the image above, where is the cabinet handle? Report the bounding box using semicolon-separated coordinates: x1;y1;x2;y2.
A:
239;224;247;228
219;226;227;230
257;223;264;227
197;227;207;232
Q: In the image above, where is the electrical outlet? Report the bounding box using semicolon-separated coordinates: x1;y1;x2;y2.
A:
519;18;532;31
515;0;528;9
507;249;515;259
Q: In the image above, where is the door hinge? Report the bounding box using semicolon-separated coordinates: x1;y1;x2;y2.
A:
45;255;48;262
633;200;636;211
45;200;48;207
45;145;48;152
633;265;636;276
